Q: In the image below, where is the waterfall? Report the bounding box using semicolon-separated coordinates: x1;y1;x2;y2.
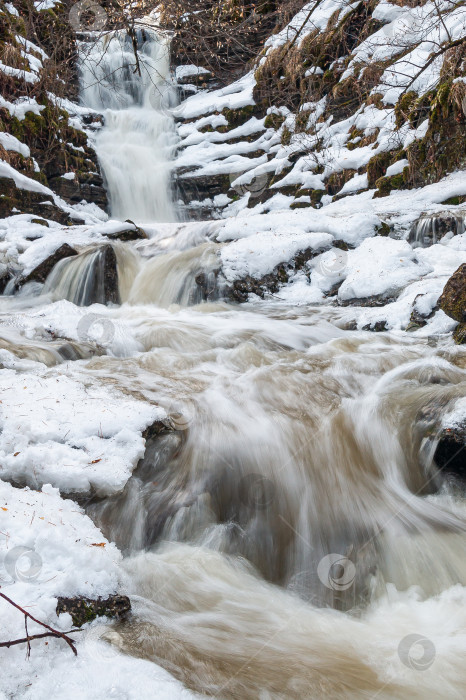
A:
128;242;221;307
408;211;465;247
78;25;177;222
42;243;139;306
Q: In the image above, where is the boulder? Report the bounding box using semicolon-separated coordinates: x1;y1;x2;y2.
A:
0;175;73;225
56;595;131;628
439;263;466;324
103;221;147;241
21;243;78;285
434;426;466;480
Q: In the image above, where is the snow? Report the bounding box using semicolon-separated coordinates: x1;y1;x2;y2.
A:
386;159;409;177
338;173;368;195
5;3;19;16
337;237;432;301
0;95;45;120
0;161;53;196
0;357;166;496
0;132;30;158
442;397;466;431
0;62;38;85
221;230;333;281
175;65;210;80
0;479;201;699
173;72;256;120
265;0;353;51
34;0;61;9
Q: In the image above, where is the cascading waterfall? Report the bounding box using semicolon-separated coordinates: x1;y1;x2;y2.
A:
0;18;465;700
78;24;177;222
42;242;139;306
409;211;465;247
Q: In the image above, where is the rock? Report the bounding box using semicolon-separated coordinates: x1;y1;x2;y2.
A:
49;174;108;210
177;69;212;87
174;168;232;206
74;244;120;306
406;294;439;331
434;426;466;480
99;244;120;305
225;247;322;303
453;323;466;344
56;595;131;628
362;320;388;332
103;221;147;241
0;176;75;225
21;243;78;286
439;263;466;324
142;418;173;440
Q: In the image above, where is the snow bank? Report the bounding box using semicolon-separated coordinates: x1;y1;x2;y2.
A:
337;238;432;301
0;479;200;700
0;356;165;495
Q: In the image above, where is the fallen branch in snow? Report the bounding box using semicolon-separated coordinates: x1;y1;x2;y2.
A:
0;592;81;657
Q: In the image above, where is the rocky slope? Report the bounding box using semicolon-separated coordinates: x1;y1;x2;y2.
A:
166;0;466;350
0;0;107;224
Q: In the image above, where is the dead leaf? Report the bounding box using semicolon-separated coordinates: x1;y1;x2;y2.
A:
90;542;106;548
13;452;20;457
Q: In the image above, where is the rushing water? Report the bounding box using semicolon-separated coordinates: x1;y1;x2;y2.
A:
78;25;177;222
1;25;466;700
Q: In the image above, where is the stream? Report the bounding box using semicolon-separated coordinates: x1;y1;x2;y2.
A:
2;25;466;700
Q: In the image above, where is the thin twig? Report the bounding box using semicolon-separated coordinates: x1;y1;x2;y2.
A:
0;592;79;656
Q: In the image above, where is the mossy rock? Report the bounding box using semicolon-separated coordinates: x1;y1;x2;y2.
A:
441;195;466;205
311;189;326;207
395;91;417;129
439;263;466;324
290;201;311;209
367;151;394;188
221;105;257;128
56;595;131;628
264;113;285;130
326;170;356;196
281;126;292;146
373;168;408;198
406;77;466;187
376;222;391;236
